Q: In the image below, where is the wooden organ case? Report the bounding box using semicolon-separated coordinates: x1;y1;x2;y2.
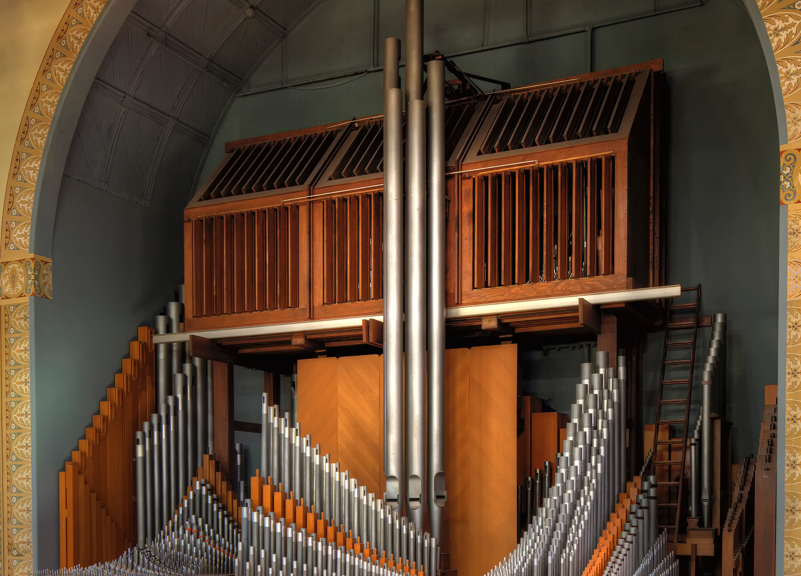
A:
183;60;665;339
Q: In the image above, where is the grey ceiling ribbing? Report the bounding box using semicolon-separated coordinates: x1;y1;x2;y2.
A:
64;0;321;218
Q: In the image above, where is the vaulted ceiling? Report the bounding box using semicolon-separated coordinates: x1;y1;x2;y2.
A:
64;0;321;219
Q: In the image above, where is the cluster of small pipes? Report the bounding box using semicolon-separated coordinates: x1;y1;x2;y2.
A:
486;351;657;576
630;533;678;576
230;398;439;576
136;290;217;548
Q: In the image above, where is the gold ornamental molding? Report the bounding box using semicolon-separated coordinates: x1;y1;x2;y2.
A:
1;0;107;259
758;2;801;573
0;1;106;573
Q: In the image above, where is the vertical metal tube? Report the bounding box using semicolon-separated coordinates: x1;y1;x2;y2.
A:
168;395;178;515
405;96;427;529
690;433;699;518
185;362;196;479
618;354;627;492
151;413;163;532
194;357;208;463
143;421;154;542
272;412;282;486
160;402;171;523
383;36;404;515
701;380;712;527
405;0;423;103
262;394;270;480
176;373;188;496
207;359;215;456
426;57;446;544
136;431;147;547
166;302;184;377
155;315;170;405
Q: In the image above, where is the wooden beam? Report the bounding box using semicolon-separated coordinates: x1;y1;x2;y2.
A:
597;313;618;358
189;334;270;370
362;318;383;348
577;298;601;333
481;315;513;335
264;372;280;407
234;421;262;434
213;361;235;481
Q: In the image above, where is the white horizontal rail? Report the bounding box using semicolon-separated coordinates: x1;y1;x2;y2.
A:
153;284;681;344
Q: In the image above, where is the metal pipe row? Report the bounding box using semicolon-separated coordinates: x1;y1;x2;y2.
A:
487;351;645;576
138;289;217;546
255;396;439;575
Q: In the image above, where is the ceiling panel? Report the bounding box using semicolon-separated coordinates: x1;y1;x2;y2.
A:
212;17;279;79
105;109;165;205
96;20;151;93
64;88;123;189
131;0;184;29
149;130;207;217
168;0;242;56
177;72;235;136
132;44;195;116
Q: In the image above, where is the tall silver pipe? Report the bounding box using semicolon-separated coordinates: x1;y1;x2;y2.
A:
262;394;270;479
166;302;184;377
405;0;423;103
159;402;171;522
207;359;215;456
176;373;188;497
405;97;427;529
618;355;627;493
185;362;197;479
155;315;170;405
383;37;404;513
151;413;162;532
426;57;446;543
701;380;712;527
136;430;147;547
143;421;154;543
168;395;178;515
194;357;208;464
690;430;700;518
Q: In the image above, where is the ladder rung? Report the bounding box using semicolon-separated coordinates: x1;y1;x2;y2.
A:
664;359;692;366
656;439;685;445
660;481;680;486
658;503;678;507
668;321;696;329
663;379;690;385
666;340;693;347
658;525;677;529
671;303;697;311
660;399;688;405
659;419;686;425
654;460;681;465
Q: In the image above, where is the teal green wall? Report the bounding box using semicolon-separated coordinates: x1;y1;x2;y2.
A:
32;176;183;565
31;0;778;568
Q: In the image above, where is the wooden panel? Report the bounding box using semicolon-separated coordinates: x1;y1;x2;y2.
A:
530;412;569;476
370;193;383;300
487;175;499;287
443;348;471;576
557;163;569;280
571;161;583;279
514;170;527;284
337;356;382;497
297;357;339;463
601;155;614;274
473;177;486;289
469;344;517;576
542;166;554;282
500;172;513;286
213;361;235;480
528;168;540;283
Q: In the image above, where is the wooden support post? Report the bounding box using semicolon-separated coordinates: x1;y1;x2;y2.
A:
597;313;617;357
213;361;235;480
264;371;280;407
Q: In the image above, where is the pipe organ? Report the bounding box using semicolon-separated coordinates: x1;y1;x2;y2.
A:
49;1;763;575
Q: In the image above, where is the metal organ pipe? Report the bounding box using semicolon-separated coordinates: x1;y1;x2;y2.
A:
427;57;447;542
383;36;404;514
405;96;427;529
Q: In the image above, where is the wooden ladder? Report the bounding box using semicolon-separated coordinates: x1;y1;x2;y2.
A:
650;285;701;543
